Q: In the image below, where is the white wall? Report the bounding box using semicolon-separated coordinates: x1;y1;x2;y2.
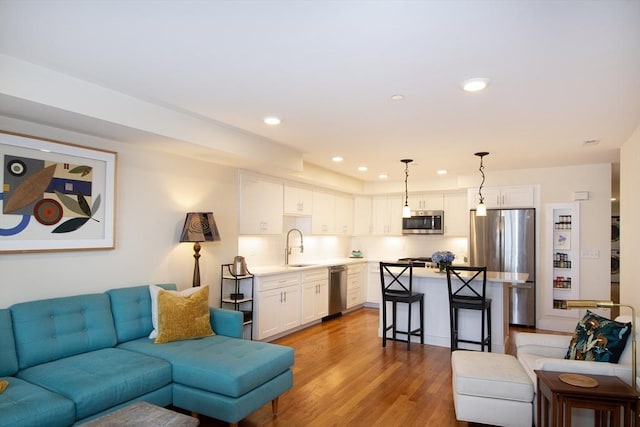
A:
0;117;239;308
620;124;640;311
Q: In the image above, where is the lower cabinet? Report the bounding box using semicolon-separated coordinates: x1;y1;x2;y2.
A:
256;284;301;340
302;283;328;323
346;263;365;308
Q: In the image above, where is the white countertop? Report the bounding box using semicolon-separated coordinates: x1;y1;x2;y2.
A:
248;258;527;283
249;257;367;276
408;267;529;283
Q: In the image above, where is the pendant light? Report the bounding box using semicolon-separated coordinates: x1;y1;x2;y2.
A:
474;152;489;216
401;159;413;218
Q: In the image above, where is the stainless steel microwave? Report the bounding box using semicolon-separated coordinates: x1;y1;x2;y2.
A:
402;210;444;235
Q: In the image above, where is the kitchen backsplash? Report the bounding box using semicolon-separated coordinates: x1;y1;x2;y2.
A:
238;234;468;267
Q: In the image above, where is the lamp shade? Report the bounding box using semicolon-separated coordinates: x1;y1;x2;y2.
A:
180;212;221;243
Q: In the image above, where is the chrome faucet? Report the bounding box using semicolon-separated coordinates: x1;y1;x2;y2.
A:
285;228;304;265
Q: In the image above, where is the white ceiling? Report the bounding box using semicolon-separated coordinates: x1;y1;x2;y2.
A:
1;0;639;186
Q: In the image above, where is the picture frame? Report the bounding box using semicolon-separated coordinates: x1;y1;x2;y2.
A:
0;131;116;253
553;230;571;250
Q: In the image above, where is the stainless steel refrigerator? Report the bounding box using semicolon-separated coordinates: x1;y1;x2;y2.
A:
469;208;536;327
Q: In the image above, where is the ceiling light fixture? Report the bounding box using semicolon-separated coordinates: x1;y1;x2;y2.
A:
264;117;281;125
475;152;490;217
401;159;413;218
391;94;405;101
583;139;600;146
379;173;388;179
358;166;368;172
332;156;343;162
462;78;490;92
437;169;448;175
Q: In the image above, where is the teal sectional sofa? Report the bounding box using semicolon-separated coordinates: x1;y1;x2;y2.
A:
0;284;294;427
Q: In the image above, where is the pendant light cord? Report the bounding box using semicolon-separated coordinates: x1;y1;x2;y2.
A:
475;152;489;203
401;159;412;207
404;162;409;206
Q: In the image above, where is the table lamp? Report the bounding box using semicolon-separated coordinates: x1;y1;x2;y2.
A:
180;212;221;287
566;300;636;391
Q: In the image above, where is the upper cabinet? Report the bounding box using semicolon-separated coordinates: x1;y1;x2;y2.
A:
373;195;403;235
353;196;373;235
312;190;353;235
284;184;313;216
334;193;353;235
239;173;284;235
408;193;444;211
468;185;535;210
312;190;335;234
443;192;468;236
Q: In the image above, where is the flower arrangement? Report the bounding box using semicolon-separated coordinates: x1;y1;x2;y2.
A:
432;250;455;272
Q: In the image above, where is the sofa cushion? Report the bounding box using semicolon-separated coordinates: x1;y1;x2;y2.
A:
118;335;294;398
0;309;18;376
155;285;214;344
16;348;172;420
107;284;176;343
565;310;631;363
10;293;117;370
0;376;75;427
149;284;201;339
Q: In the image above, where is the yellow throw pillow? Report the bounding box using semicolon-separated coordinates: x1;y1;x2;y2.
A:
155;285;214;344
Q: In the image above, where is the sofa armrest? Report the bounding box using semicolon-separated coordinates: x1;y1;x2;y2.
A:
209;307;243;338
515;332;572;358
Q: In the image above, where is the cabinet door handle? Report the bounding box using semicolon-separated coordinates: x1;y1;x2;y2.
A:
284;291;287;302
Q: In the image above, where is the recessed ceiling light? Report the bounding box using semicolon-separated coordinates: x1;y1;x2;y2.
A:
332;156;343;162
358;166;368;172
379;173;388;179
583;139;600;146
437;169;448;175
462;78;490;92
391;94;405;101
264;117;281;125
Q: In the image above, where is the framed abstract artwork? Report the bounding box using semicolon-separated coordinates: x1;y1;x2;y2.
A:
0;131;116;253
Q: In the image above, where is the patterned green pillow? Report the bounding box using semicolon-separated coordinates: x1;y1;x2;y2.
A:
565;310;631;363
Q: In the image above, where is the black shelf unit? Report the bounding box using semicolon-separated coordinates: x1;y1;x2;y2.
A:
220;263;254;340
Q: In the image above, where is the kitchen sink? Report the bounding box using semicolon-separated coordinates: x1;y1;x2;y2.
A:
287;263;317;268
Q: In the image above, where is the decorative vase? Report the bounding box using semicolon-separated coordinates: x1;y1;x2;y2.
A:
438;262;451;273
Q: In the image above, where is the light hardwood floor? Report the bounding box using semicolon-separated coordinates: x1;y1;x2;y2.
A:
193;307;496;426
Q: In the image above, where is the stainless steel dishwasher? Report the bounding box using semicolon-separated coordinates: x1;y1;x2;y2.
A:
325;265;347;320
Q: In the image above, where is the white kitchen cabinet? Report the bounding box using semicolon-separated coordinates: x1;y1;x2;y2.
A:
334;193;353;235
284;183;313;216
408;193;444;211
255;272;301;340
239;173;284;234
468;185;535;210
301;268;329;323
443;192;468;236
353;196;373;235
312;190;353;235
373;195;403;235
346;263;365;308
312;190;335;234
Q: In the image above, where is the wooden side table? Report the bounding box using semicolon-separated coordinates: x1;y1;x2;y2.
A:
535;369;639;427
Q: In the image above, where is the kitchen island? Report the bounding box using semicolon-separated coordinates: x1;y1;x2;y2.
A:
379;265;529;354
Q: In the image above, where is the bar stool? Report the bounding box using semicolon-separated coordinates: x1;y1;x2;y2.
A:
379;262;425;350
446;265;491;352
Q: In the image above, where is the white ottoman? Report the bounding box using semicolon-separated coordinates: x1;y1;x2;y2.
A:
451;350;534;427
